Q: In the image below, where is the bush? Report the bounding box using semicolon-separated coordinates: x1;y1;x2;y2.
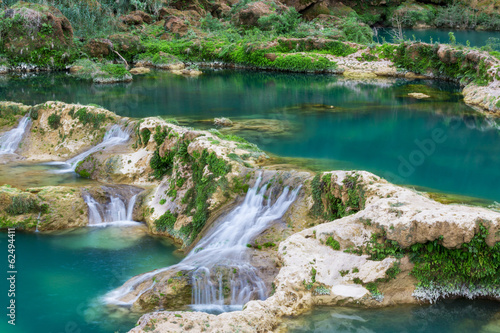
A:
257;8;301;35
154;210;177;232
48;113;61;129
326;236;340;250
340;16;373;45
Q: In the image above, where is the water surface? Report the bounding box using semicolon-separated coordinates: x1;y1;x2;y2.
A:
1;70;500;201
375;28;499;47
0;226;183;333
286;299;500;332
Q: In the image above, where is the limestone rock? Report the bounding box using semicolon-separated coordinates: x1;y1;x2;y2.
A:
130;67;150;75
170;68;203;76
343;70;377;79
214;117;233;127
408;92;431;99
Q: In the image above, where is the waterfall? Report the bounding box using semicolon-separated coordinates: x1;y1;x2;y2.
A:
53;125;129;173
0;116;31;154
83;188;140;227
103;176;301;312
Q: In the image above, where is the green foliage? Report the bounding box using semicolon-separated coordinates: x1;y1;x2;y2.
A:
150;149;175;179
361;223;499;293
153;126;169;145
366;230;405;261
141;128;151;145
393;43;492;86
159;198;166;205
257;8;301;35
409;225;499;290
47;113;61;129
6;196;41;215
154;210;177;232
325;236;340;251
339;16;373;45
72;107;106;128
311;173;365;220
182;149;231;242
0;104;27;127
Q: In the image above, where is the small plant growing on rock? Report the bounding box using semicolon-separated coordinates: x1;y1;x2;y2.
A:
325;236;340;250
48;113;61;129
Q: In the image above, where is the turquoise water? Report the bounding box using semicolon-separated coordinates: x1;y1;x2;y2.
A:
375;28;499;47
2;70;500;201
1;70;499;201
286;300;500;332
0;226;183;333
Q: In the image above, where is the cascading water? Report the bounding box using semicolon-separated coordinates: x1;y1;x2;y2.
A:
83;189;140;227
54;124;129;173
0;116;31;154
103;176;301;312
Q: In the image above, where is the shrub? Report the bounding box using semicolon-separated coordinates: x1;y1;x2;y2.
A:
47;113;61;129
326;236;340;250
154;210;177;232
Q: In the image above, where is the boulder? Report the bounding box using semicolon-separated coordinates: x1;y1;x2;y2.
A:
164;16;190;36
130;67;151;75
120;10;153;25
408;92;430;99
237;1;274;27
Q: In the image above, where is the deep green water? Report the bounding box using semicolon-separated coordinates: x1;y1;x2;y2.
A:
286;300;500;332
2;70;500;201
0;227;182;333
375;28;498;47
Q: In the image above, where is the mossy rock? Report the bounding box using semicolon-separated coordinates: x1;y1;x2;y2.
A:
0;1;75;68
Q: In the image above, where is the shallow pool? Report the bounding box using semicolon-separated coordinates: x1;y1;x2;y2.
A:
0;226;183;333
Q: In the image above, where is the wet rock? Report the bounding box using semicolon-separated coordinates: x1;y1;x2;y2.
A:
343;70;377;79
214;117;233;127
408;92;431;99
170;68;203;76
130;67;151;75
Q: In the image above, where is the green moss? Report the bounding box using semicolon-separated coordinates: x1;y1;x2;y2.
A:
72;107;106;129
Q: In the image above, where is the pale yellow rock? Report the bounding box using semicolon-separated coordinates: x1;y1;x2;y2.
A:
129;67;150;75
170;69;203;76
69;65;83;73
343;70;377;79
405;72;427;79
408;92;431;99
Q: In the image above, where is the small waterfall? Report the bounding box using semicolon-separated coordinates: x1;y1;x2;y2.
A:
83;187;140;227
0;116;31;154
104;175;301;311
54;125;129;173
